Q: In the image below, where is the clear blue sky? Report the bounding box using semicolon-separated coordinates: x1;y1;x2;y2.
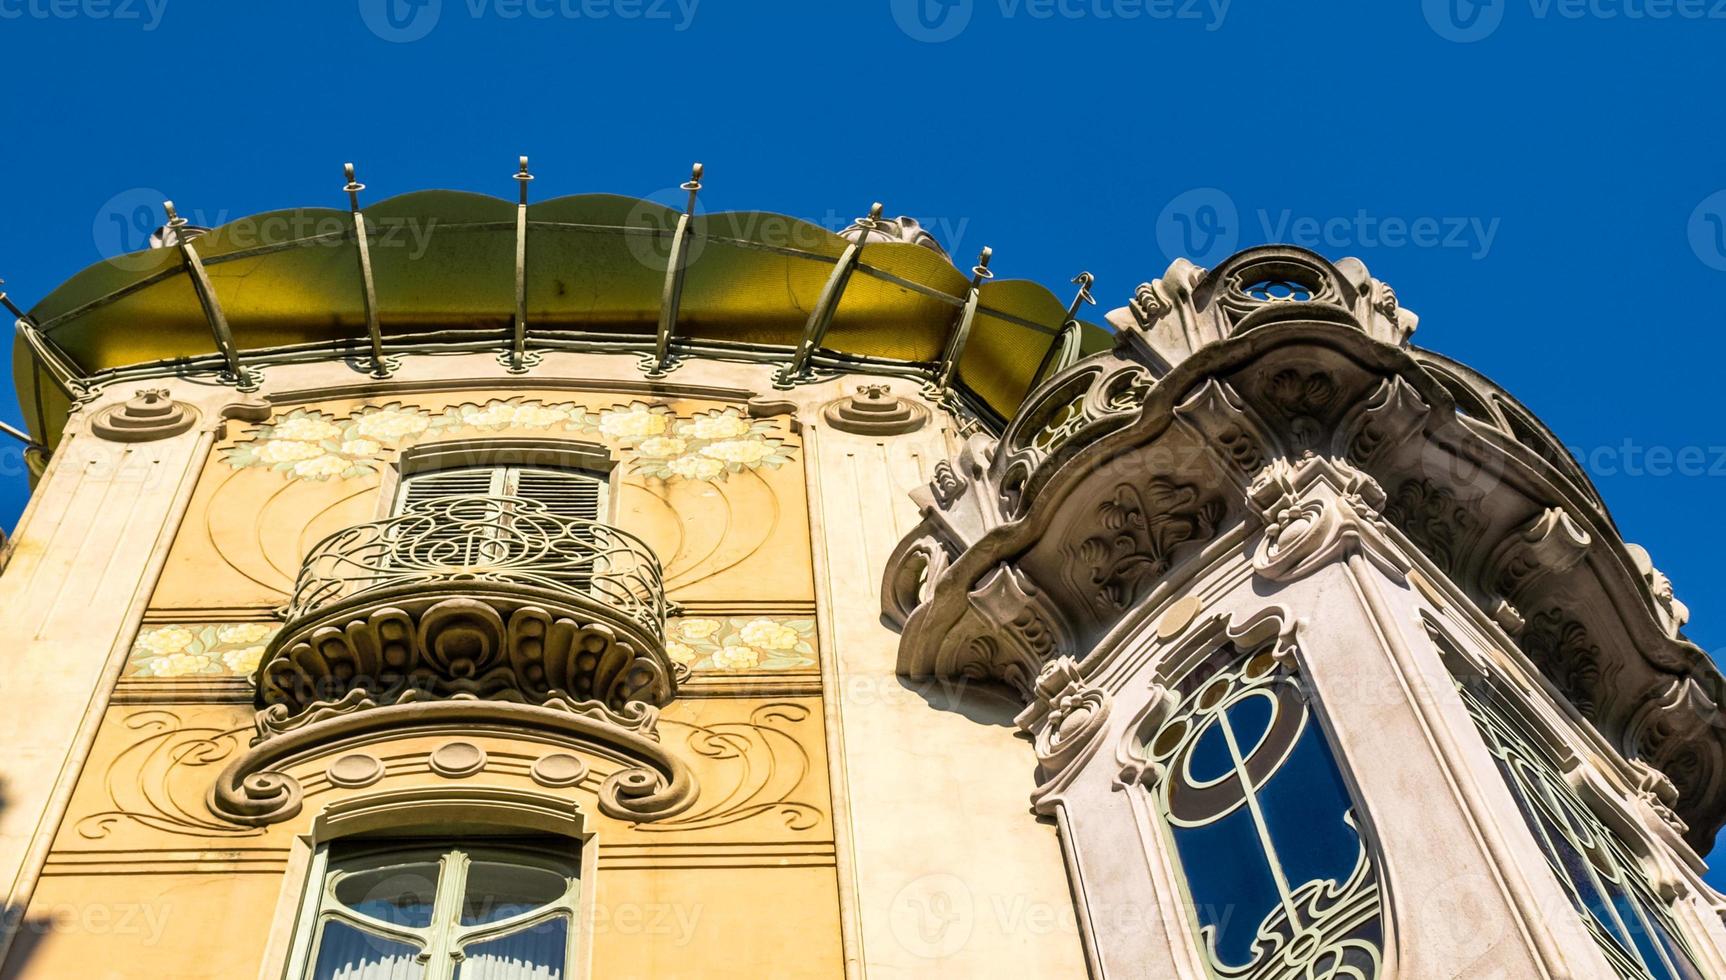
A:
2;0;1724;855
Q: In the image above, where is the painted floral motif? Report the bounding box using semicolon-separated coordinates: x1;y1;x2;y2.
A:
665;616;817;672
631;407;796;482
222;397;794;484
126;623;281;679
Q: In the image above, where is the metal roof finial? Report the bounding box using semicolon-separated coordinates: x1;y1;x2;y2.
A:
515;156;533;206
682;163;703;215
343;163;366;212
971;246;994;286
1065;271;1097;321
0;278;30;324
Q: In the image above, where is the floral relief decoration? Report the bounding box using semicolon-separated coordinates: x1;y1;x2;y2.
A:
125;623;280;679
220;398;795;484
665;617;817;672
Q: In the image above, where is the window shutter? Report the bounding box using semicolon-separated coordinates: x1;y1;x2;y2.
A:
509;467;605;523
395;468;503;514
393;468;505;569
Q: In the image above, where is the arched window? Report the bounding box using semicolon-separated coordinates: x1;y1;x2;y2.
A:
292;836;581;980
1457;677;1705;980
1137;644;1384;979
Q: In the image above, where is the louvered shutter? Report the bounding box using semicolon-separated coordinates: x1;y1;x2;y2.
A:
506;467;606;593
507;467;605;523
393;467;506;569
392;465;608;590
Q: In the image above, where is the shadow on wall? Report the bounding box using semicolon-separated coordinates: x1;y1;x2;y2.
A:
0;775;50;978
898;674;1022;729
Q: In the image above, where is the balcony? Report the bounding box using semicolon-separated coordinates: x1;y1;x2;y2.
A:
257;495;676;738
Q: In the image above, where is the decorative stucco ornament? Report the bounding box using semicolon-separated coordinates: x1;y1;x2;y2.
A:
90;389;198;442
821;384;929;435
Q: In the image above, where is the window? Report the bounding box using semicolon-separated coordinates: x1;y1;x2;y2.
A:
391;463;608;594
395;465;606;521
292;838;580;980
1136;644;1384;979
1458;677;1705;980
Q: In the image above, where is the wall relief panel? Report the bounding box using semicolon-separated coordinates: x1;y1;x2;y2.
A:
148;391;815;613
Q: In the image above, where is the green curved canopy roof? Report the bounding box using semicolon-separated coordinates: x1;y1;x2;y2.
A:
17;190;1110;447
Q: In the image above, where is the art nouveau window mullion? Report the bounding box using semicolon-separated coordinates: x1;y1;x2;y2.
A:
1133;643;1385;980
1457;679;1706;980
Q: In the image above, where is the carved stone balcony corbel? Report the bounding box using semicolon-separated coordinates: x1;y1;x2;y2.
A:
256;495;677;741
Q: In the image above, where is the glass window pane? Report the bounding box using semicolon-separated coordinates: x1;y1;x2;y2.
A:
310;919;424;980
333;862;441;928
461;861;571;925
456;916;569;980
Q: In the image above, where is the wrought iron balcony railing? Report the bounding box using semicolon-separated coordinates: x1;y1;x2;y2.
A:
287;494;665;637
256;493;677;739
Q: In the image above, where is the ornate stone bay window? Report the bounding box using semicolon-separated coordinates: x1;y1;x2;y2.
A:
885;246;1726;978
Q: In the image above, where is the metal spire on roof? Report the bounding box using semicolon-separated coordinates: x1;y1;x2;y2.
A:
343;163;393;379
647;162;703;379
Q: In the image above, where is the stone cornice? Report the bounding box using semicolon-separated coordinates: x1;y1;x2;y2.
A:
882;246;1726;847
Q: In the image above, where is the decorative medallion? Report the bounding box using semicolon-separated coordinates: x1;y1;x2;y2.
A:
90;389;198;442
821;385;929;435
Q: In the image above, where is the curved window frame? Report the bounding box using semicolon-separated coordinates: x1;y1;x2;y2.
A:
1458;675;1704;978
261;788;598;980
292;837;582;980
1131;638;1386;980
1428;622;1707;980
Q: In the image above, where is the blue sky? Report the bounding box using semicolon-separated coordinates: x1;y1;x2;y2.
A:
1;0;1724;856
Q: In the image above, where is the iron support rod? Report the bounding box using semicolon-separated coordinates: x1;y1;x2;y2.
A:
166;201;255;390
933;247;992;390
508;156;533;373
650;162;703;376
780;202;881;386
344;163;390;377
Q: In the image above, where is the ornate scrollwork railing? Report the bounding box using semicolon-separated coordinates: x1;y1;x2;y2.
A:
288;494;665;638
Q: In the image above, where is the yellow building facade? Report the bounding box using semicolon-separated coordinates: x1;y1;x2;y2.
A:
3;176;1725;979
